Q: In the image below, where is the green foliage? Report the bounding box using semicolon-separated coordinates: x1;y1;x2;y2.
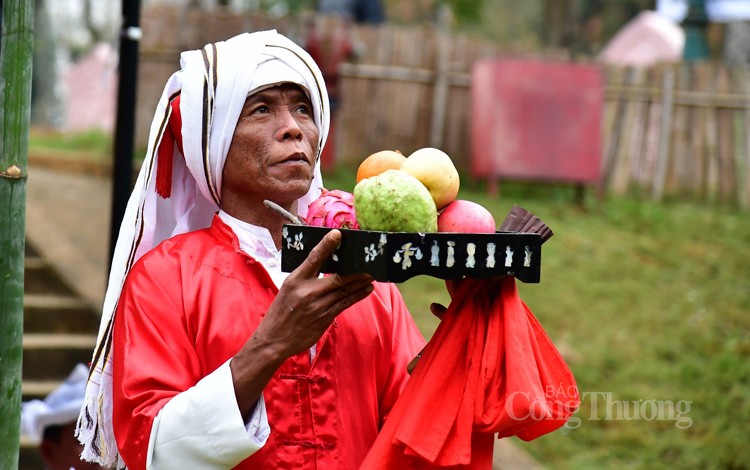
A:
438;0;485;25
463;0;543;47
30;128;111;151
28;128;112;161
326;167;750;468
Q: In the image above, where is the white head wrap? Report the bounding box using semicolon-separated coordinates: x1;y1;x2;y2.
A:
22;363;89;444
76;30;329;467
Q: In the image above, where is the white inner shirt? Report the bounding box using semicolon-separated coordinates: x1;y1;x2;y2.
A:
218;210;317;361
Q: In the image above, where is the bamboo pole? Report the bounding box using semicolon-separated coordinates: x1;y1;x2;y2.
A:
635;66;656;184
705;66;720;203
601;65;629;190
743;70;750;208
716;65;733;203
671;63;691;197
692;63;710;198
642;67;662;186
733;68;747;209
610;67;633;193
653;66;676;200
0;0;34;467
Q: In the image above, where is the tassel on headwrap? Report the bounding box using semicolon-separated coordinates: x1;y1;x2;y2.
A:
155;94;183;199
76;30;329;468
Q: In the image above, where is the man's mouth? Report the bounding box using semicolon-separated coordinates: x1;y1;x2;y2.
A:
279;152;310;165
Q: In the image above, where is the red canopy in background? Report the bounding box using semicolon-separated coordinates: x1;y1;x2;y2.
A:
361;276;580;469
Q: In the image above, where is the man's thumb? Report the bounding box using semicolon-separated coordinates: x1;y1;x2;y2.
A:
429;302;447;320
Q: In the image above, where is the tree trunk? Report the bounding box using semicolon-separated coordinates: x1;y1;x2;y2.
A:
0;0;34;468
541;0;577;49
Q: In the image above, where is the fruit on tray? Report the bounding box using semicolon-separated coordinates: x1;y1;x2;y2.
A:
353;169;438;233
400;147;460;210
305;188;360;229
356;150;406;183
438;199;496;233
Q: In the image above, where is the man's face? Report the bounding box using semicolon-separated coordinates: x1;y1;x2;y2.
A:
221;83;319;218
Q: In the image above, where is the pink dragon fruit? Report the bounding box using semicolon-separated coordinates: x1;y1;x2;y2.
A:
305;188;360;229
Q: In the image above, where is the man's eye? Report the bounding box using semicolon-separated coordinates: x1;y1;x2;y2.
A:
252;105;270;114
295;104;312;115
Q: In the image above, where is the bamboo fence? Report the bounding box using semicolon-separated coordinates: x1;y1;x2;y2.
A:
602;63;750;206
137;6;750;206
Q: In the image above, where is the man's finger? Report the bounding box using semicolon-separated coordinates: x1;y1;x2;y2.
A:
326;283;374;317
294;229;342;278
430;302;447;320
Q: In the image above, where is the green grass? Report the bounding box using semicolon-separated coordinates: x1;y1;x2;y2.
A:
29;128;113;162
326;168;750;469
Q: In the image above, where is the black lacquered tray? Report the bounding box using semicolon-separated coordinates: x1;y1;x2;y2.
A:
280;225;543;283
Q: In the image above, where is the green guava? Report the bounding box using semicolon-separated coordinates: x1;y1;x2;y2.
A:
353;169;438;232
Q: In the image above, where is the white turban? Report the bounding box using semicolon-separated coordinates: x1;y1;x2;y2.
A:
22;363;89;444
76;30;329;468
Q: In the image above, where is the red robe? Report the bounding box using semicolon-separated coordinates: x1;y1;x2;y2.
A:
112;216;425;469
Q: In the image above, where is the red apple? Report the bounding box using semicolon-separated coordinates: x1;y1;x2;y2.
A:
438;200;496;233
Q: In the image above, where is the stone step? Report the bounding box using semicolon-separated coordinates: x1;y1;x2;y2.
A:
23;333;96;382
23;261;79;297
23;333;98;348
24;255;46;270
24;293;87;310
22;379;63;401
24;293;100;334
19;440;44;470
19;242;99;470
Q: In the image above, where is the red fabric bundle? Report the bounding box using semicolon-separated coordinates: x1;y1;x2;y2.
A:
361;276;580;469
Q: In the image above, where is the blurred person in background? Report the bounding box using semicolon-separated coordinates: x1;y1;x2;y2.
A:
21;363;104;470
318;0;385;24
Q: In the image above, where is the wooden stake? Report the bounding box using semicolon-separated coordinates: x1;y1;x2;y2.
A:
653;66;675;201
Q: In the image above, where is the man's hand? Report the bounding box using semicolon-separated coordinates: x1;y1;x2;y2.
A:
231;229;373;417
257;229;374;357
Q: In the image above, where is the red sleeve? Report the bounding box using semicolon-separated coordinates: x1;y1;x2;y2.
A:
376;282;426;422
112;249;202;470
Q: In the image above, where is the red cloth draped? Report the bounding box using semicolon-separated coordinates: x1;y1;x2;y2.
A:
361;276;580;469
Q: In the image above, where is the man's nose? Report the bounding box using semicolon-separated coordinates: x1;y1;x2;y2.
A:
276;109;303;141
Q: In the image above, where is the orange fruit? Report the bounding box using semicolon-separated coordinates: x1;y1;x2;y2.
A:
356;150;406;183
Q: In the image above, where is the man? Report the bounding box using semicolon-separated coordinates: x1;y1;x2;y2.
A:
21;364;105;470
77;30;424;469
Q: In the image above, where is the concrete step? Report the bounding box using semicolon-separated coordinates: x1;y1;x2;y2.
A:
24;293;100;334
19;439;44;470
24;255;46;270
23;333;98;348
22;333;96;381
24;259;79;297
22;379;64;401
24;293;87;310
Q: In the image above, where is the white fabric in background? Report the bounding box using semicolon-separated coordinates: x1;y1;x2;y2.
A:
21;363;89;444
